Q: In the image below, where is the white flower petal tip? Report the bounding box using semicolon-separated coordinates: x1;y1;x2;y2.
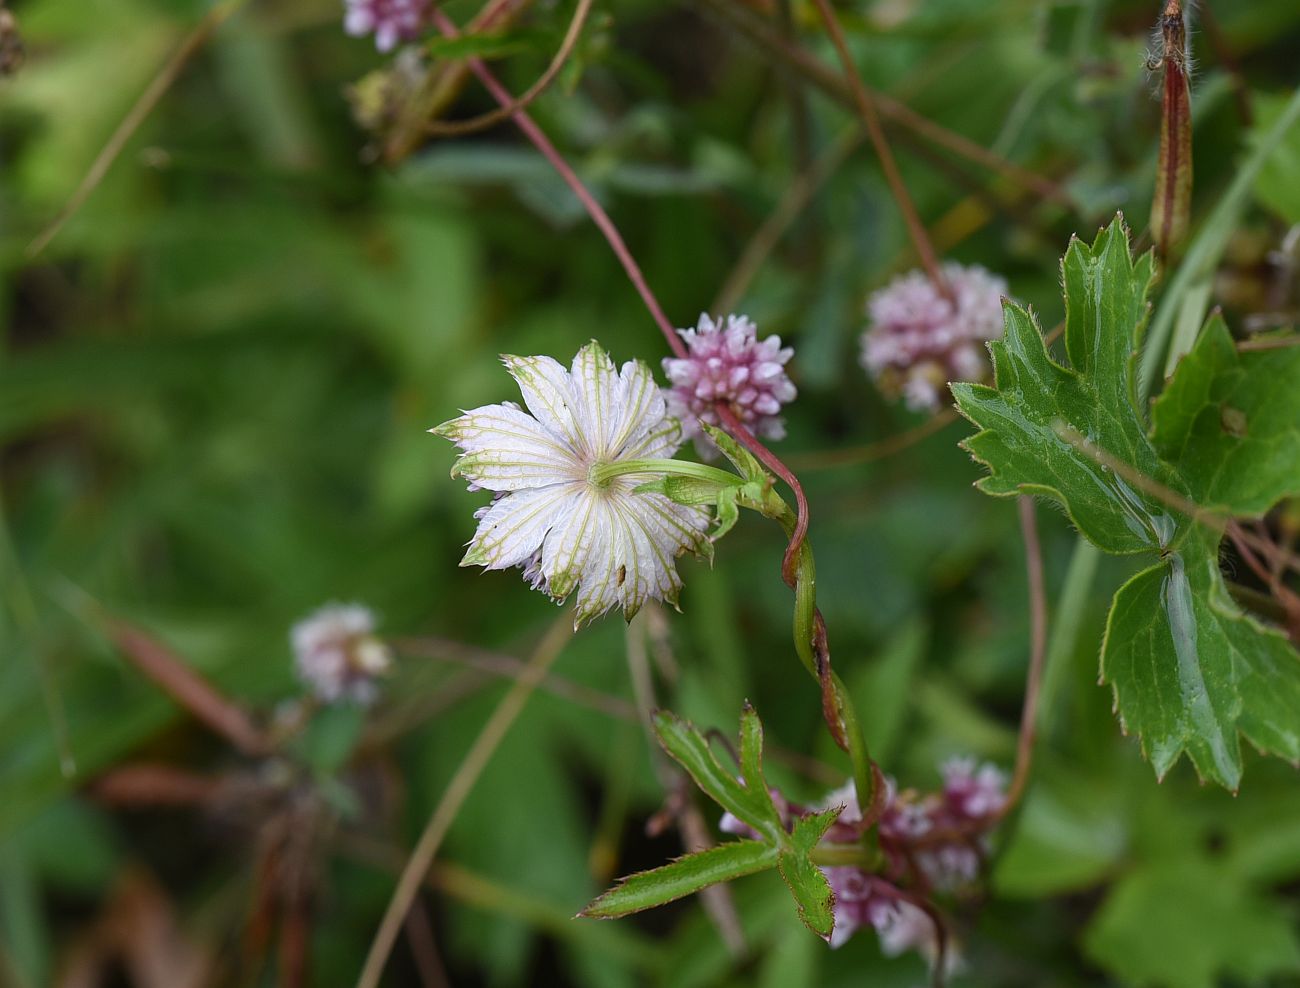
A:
438;344;712;626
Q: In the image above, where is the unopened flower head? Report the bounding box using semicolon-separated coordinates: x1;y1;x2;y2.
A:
663;313;796;457
861;263;1008;412
435;342;710;628
292;603;392;704
343;0;431;53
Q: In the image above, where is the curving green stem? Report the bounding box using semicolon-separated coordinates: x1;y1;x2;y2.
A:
598;455;880;850
751;488;880;848
588;459;743;489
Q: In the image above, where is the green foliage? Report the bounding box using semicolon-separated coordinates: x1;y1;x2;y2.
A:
584;707;839;939
1084;860;1300;988
6;0;1300;984
1252;92;1300;224
954;218;1300;789
1150;316;1300;516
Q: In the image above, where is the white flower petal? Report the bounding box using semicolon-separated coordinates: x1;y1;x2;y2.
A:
502;354;584;450
610;358;668;454
570;341;621;455
462;484;580;570
624;415;683;460
571;499;625;626
539;490;603;603
437;403;577;491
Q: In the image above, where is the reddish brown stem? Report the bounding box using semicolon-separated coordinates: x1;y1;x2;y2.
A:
91;763;226;806
107;619;269;757
430;7;816;569
810;0;948;298
430;7;683;359
1002;498;1048;816
1152;0;1193;258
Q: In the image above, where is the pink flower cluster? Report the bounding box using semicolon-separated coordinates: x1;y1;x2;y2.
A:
662;313;796;457
720;758;1006;965
343;0;431;53
291;603;392;704
861;263;1008;412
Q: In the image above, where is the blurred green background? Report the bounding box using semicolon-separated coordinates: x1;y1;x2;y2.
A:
3;0;1300;984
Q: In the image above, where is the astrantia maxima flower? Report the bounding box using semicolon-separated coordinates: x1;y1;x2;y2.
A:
292;603;392;704
435;342;711;628
663;313;796;456
343;0;430;53
861;263;1008;411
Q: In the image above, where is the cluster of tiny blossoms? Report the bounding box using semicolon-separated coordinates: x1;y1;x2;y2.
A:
721;758;1006;964
663;313;797;457
861;263;1008;412
343;0;431;53
291;603;392;704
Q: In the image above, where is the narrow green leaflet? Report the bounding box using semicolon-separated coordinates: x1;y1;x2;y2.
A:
651;706;785;843
579;840;778;920
1150;316;1300;516
777;810;840;939
582;706;845;938
953;217;1300;790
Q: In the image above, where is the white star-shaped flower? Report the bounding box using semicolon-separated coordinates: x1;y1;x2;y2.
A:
434;342;711;627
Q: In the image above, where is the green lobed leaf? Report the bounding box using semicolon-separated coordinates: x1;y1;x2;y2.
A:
955;217;1300;789
1084;860;1300;988
579;840;779;920
1102;530;1300;790
953;219;1180;556
1150;316;1300;517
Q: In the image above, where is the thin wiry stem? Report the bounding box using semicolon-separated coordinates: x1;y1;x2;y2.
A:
810;0;949;297
26;0;250;259
428;6;818;574
1000;498;1049;817
356;617;573;988
429;6;683;358
790;409;959;471
392;635;636;721
695;0;1073;209
712;127;862;314
1238;334;1300;351
423;0;595;137
383;0;531;163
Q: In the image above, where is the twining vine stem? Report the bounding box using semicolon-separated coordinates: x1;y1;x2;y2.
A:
809;0;950;299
